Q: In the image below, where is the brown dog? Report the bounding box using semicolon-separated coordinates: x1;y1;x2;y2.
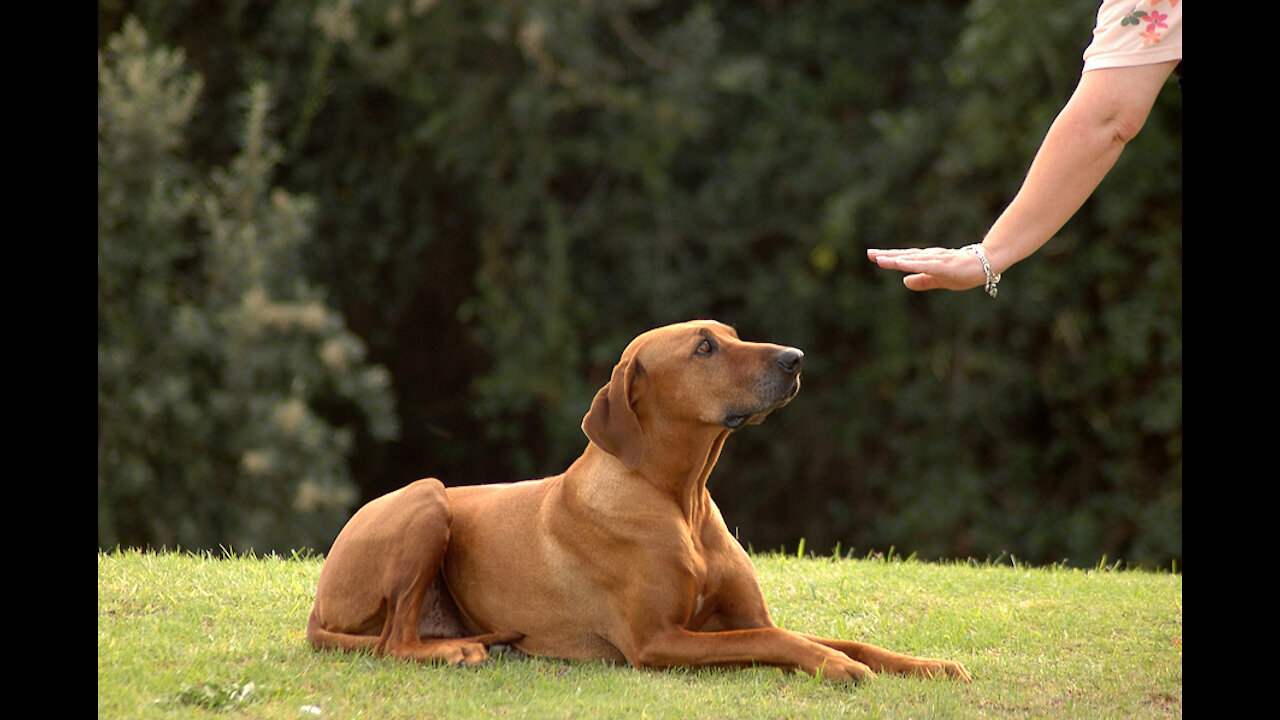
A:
307;320;971;682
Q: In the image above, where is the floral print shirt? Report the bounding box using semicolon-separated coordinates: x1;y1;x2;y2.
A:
1082;0;1183;71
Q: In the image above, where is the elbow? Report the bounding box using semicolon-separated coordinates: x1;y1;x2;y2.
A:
1107;106;1149;146
1068;66;1168;148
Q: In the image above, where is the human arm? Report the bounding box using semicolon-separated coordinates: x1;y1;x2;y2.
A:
866;59;1180;293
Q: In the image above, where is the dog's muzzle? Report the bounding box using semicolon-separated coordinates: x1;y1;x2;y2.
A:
724;347;803;428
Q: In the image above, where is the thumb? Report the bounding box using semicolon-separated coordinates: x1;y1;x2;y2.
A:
902;273;943;292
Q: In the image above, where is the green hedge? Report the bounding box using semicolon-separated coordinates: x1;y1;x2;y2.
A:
98;1;1180;568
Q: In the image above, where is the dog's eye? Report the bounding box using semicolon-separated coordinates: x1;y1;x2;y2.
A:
695;339;715;356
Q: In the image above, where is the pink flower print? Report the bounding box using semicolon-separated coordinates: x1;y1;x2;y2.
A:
1146;11;1169;32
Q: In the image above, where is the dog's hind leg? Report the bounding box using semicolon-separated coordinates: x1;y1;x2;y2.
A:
307;478;520;665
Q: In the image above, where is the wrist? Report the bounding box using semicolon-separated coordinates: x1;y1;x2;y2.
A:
964;244;1001;298
976;239;1014;277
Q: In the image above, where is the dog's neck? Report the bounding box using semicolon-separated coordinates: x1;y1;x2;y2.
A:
583;422;732;525
677;429;728;520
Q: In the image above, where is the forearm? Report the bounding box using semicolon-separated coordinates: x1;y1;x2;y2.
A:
980;62;1178;275
979;104;1126;275
865;61;1177;294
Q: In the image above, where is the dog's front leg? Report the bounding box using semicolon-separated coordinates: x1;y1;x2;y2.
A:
799;634;972;682
627;626;875;682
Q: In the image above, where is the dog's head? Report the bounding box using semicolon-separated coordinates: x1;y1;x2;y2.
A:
582;320;802;469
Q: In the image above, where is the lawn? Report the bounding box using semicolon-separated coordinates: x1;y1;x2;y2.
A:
97;549;1181;719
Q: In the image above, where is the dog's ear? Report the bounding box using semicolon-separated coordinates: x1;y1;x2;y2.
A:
581;352;646;470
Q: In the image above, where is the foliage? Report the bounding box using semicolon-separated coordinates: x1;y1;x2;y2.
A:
97;1;1180;567
97;19;398;553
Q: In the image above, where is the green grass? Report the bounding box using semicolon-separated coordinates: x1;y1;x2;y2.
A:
98;549;1181;719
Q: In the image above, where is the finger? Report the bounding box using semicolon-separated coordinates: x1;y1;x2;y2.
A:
870;248;956;269
868;248;922;262
869;252;919;271
880;255;947;275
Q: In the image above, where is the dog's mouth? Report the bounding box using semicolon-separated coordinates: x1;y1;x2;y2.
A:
723;373;801;429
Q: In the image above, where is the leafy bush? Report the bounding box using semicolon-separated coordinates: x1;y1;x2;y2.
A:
98;20;397;553
97;1;1179;567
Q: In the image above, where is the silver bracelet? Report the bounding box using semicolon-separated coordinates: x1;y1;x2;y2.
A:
964;244;1001;298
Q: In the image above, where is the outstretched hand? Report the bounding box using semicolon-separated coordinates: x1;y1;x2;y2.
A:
866;247;987;292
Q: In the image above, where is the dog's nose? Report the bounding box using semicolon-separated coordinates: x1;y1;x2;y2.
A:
777;348;803;374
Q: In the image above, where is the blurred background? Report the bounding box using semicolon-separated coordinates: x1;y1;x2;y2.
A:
97;0;1181;568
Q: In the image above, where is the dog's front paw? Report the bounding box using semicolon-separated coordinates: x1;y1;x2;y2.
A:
910;658;973;683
